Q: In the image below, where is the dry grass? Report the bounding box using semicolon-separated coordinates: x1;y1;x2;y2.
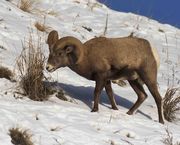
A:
17;31;50;101
0;66;14;81
163;87;180;122
112;80;127;87
162;128;173;145
162;128;180;145
47;10;59;17
87;1;102;11
159;28;165;33
18;0;58;16
0;44;7;50
110;140;116;145
50;126;61;132
56;89;68;101
18;0;36;13
34;21;50;33
9;128;34;145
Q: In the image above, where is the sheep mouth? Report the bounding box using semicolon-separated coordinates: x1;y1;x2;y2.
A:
47;68;56;72
46;65;57;72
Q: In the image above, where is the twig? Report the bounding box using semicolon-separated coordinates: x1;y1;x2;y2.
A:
82;26;92;32
121;139;134;145
103;13;108;36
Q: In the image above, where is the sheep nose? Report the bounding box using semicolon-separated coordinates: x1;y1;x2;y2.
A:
46;64;55;72
46;66;50;71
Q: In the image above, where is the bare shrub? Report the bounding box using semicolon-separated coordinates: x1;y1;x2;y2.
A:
9;127;34;145
163;87;180;122
0;66;14;81
162;128;180;145
17;31;49;101
18;0;36;13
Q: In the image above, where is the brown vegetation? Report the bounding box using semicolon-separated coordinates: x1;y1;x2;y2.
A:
34;21;50;33
18;0;35;13
9;128;34;145
47;10;59;17
17;31;49;101
163;87;180;122
0;66;14;81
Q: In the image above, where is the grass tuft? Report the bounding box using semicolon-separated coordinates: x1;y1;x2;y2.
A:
17;31;50;101
9;127;34;145
18;0;36;13
34;21;50;33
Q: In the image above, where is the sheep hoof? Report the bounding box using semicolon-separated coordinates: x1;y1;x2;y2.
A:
91;108;98;112
159;118;165;124
112;106;118;110
127;111;133;115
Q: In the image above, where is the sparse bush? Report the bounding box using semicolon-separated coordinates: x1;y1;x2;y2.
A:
9;127;34;145
18;0;35;13
0;66;15;81
17;31;50;101
162;128;180;145
163;87;180;122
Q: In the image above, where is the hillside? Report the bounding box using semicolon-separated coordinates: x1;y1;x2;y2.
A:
0;0;180;145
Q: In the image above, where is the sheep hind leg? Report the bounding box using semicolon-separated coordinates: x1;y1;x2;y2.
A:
105;80;118;110
139;70;165;124
127;79;147;115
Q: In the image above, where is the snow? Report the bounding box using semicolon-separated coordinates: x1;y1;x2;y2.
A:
0;0;180;145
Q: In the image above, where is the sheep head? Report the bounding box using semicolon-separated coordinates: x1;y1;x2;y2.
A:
46;30;84;72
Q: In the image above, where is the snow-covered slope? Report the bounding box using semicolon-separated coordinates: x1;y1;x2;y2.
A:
0;0;180;144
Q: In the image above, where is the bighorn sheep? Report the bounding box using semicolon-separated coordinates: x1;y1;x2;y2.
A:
46;30;164;124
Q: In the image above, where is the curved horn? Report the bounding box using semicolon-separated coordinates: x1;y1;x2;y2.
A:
56;36;84;64
47;30;59;51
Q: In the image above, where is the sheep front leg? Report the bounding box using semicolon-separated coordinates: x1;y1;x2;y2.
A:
91;78;106;112
105;80;118;110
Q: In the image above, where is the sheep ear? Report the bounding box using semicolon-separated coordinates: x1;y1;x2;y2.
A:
65;45;74;54
47;30;59;51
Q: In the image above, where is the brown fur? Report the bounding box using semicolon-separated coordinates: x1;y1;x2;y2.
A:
46;30;165;124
